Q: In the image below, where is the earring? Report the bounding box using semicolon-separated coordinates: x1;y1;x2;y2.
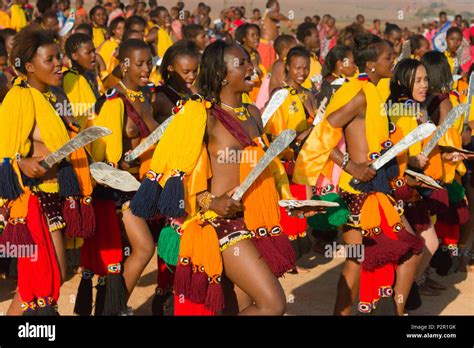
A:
370;67;376;72
221;79;228;86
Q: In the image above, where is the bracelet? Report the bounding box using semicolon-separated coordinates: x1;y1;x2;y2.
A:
198;191;215;212
341;152;350;170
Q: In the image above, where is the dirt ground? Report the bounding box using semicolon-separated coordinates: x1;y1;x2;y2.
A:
1;247;472;316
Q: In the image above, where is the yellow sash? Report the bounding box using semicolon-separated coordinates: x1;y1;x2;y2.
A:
294;76;390;193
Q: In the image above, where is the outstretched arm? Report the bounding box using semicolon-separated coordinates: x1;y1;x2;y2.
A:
268;11;289;22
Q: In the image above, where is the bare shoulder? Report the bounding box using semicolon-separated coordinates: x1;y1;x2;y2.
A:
326;89;366;128
267;10;280;21
352;89;367;108
206;107;216;128
272;60;284;72
247;104;264;129
154;91;170;104
153;92;175;120
439;97;453;122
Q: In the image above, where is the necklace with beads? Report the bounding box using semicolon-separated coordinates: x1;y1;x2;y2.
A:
42;89;57;103
250;50;256;62
287;84;308;102
119;80;145;102
220;101;250;121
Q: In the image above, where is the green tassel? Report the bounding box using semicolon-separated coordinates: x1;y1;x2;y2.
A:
157;225;180;266
445;181;465;204
307;193;349;231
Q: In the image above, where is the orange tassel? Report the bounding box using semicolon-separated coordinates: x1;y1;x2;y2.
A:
69;131;95;238
376;193;400;227
189;224;208;304
239;145;294;276
240;146;281;231
360;195;381;230
68;137;93;198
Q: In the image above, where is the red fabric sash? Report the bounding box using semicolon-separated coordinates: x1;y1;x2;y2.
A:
17;195;61;303
210;105;255;148
79;199;124;276
119;94;151;138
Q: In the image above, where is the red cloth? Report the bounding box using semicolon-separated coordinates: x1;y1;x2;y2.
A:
95;199;124;274
79;199;123;276
211;106;254;147
157;256;174;292
233;19;244;28
280;183;307;237
257;40;276;71
173;294;215;316
18;195;61;303
120;95;151;138
435;221;460;246
359;262;396;313
358;202;422;313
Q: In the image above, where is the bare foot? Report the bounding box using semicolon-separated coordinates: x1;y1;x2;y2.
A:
296;265;311;273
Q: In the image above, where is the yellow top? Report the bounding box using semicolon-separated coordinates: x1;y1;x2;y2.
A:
157;27;173;58
301;53;322;90
377;78;391;103
294;75;391;193
63;69;99;129
444;50;458;75
149;65;162;86
9;4;26;31
0;80;70;170
91;93;125;166
149;99;212;214
265;86;309;136
0;10;11;29
98;38;120;75
92;26;106;50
